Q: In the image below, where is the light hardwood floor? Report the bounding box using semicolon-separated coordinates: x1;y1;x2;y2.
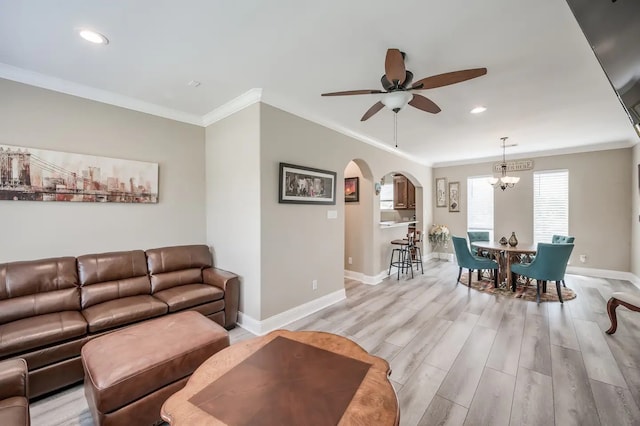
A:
31;260;640;425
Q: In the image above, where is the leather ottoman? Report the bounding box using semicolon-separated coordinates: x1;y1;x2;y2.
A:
81;311;229;426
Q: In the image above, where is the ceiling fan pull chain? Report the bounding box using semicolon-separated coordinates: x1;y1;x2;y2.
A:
394;112;398;148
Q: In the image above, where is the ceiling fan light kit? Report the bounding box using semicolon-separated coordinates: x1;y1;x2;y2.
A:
321;48;487;147
381;91;412;112
489;137;520;191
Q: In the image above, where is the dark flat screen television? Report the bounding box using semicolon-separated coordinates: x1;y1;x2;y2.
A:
565;0;640;134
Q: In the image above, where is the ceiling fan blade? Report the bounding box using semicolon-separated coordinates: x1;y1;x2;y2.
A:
361;101;385;121
321;89;385;96
411;68;487;90
408;94;441;114
385;49;406;86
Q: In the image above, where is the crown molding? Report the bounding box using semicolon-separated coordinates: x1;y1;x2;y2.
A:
0;63;203;125
432;140;634;168
201;88;263;127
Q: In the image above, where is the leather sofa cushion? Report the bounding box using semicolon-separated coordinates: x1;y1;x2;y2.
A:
82;295;167;333
82;311;229;414
0;311;87;358
0;257;79;325
0;397;29;426
150;268;203;293
77;250;148;285
146;245;213;293
146;245;212;275
80;276;152;310
77;251;151;309
153;284;224;312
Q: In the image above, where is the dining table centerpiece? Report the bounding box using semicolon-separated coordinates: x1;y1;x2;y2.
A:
428;224;451;248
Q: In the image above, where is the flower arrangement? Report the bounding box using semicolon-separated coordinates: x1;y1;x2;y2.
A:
428;224;451;247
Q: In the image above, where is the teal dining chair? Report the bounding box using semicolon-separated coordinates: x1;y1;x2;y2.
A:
452;236;498;288
552;235;575;287
511;243;574;304
552;234;575;244
467;231;490;256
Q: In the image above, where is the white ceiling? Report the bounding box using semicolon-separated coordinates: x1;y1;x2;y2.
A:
0;0;637;166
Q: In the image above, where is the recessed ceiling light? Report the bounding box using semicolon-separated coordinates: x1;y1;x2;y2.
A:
470;106;487;114
78;29;109;45
187;80;202;87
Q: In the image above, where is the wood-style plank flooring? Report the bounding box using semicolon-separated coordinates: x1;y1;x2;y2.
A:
31;260;640;425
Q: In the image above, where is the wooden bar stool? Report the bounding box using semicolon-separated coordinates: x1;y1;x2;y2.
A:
410;231;424;274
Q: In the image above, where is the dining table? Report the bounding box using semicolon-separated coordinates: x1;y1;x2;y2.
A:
472;241;537;290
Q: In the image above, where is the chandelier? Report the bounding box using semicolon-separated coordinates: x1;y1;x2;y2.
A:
488;137;520;190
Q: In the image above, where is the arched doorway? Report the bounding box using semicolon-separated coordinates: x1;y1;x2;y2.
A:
375;171;425;279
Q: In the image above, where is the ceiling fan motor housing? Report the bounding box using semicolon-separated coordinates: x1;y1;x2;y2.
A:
381;71;414;91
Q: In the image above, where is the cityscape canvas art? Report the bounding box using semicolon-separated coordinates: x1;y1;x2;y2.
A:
0;144;158;203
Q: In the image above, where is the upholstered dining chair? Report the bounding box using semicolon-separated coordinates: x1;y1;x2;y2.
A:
511;243;574;304
552;234;575;244
452;236;498;288
467;231;490;256
552;235;575;287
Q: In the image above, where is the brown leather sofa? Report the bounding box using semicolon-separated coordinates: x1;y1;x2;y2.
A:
0;245;239;399
0;358;29;426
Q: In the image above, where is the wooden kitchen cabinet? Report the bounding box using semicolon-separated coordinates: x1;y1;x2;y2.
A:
407;179;415;208
393;175;408;209
393;174;415;209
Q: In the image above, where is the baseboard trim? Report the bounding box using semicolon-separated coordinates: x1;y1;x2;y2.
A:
426;252;454;262
236;288;346;336
344;269;386;285
567;266;640;290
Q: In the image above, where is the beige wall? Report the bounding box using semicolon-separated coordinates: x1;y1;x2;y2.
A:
259;103;430;319
632;144;640;275
0;79;206;262
344;161;366;272
434;148;631;271
205;104;261;319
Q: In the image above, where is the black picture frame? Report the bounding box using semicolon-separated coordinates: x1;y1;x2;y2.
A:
344;177;359;202
278;162;337;205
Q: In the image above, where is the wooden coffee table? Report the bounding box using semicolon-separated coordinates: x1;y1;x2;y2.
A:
161;329;399;426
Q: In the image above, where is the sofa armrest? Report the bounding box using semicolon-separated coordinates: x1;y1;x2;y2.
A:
0;358;28;400
203;268;239;329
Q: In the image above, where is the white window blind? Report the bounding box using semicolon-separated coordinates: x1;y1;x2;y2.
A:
534;170;568;244
467;176;494;240
380;182;394;210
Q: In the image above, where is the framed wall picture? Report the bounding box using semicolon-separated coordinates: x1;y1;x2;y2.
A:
0;143;158;203
448;181;460;212
435;177;447;207
344;177;359;202
278;162;336;205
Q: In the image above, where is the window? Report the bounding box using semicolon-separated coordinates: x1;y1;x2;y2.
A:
534;170;568;244
380;182;394;210
467;176;494;240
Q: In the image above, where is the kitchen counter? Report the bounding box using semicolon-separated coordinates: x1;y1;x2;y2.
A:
379;221;419;229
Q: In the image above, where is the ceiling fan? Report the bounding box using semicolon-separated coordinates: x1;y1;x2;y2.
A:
321;49;487;121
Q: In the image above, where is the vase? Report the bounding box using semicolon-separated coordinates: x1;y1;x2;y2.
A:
499;236;508;245
508;232;518;247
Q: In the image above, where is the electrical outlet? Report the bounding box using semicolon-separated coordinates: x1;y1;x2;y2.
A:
348;257;352;265
312;279;318;290
579;254;587;263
